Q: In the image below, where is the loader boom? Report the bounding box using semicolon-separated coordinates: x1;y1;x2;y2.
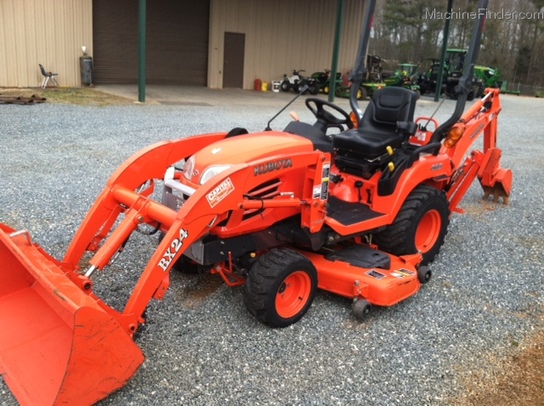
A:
61;134;331;334
0;132;331;405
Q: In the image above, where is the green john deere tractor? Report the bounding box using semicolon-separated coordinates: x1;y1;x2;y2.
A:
383;63;420;93
414;49;492;100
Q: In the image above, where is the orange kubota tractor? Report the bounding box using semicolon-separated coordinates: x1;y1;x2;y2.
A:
0;0;511;404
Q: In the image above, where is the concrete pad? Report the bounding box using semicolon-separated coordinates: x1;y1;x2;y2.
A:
92;84;359;111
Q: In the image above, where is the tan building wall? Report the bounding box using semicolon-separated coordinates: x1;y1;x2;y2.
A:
0;0;93;88
0;0;366;89
208;0;366;89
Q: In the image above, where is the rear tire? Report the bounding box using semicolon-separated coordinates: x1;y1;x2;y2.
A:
309;82;320;95
374;185;450;265
243;248;317;328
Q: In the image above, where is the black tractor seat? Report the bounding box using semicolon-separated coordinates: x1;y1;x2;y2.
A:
334;87;418;160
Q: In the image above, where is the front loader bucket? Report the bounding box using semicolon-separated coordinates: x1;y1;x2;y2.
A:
0;225;144;406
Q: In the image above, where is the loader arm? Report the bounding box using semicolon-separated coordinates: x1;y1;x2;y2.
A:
65;142;331;333
0;135;330;405
97;151;330;324
63;132;229;269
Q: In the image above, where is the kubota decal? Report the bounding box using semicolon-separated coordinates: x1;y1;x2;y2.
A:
254;159;293;176
158;228;189;271
206;177;235;208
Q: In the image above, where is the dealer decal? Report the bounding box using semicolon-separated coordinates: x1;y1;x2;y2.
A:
391;268;414;279
206;177;235;208
158;228;189;271
254;158;293;176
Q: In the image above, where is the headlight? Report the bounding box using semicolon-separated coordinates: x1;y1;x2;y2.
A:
200;165;232;184
183;156;196;181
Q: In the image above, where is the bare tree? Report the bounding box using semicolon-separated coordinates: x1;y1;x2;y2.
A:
369;0;544;87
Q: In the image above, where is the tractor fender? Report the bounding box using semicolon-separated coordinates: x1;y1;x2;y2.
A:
370;154;454;225
383;153;454;206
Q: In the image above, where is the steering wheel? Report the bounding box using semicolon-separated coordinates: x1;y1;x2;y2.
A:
305;97;354;132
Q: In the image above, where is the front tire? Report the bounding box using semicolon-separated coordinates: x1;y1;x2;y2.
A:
243;248;317;328
374;185;450;265
280;80;291;92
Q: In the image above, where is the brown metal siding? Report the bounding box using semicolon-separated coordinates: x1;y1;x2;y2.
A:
92;1;138;84
0;0;365;89
92;0;209;85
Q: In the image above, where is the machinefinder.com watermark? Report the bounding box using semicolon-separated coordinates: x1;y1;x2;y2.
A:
425;8;544;20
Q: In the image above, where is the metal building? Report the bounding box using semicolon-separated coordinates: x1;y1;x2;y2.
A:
0;0;366;89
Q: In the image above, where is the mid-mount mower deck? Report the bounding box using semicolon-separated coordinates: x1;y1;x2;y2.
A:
0;0;511;404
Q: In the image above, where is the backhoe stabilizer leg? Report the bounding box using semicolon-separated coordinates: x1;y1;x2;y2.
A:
477;148;513;205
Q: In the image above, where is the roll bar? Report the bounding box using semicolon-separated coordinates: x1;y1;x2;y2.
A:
349;0;376;121
348;0;489;144
430;0;489;144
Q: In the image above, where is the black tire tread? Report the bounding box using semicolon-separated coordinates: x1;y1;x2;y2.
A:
374;185;450;264
243;248;317;327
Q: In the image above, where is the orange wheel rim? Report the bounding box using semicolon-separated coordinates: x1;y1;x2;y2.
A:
275;271;312;319
415;209;441;253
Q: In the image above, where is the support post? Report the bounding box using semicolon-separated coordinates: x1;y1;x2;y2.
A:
138;0;147;103
329;0;345;103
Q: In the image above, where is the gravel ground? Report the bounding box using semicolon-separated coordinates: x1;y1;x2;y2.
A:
1;89;543;405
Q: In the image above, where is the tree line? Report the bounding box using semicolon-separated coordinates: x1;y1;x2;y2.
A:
368;0;544;88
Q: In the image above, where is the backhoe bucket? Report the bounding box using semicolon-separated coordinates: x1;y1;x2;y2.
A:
0;225;144;406
478;149;513;205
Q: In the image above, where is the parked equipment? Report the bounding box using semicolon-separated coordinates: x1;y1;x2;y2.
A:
281;69;320;95
0;0;509;404
383;63;420;93
311;68;342;94
414;49;492;100
336;54;387;99
473;65;501;89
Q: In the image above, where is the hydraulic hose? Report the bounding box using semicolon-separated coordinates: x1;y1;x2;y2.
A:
349;0;376;122
430;0;489;145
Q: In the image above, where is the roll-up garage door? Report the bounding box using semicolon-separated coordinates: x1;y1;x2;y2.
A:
92;0;209;85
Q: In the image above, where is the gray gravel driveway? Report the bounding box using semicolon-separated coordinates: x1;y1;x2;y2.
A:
1;89;543;405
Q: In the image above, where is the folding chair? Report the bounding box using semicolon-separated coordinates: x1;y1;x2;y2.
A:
39;64;59;88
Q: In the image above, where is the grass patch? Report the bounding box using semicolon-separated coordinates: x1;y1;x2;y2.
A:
0;87;132;106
